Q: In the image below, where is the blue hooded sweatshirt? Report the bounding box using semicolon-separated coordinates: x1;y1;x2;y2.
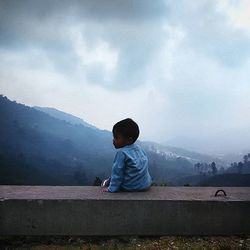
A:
108;143;152;192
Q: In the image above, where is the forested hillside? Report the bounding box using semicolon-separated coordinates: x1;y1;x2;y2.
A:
0;95;196;185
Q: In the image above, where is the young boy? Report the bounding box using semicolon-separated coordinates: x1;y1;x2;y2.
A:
102;118;152;192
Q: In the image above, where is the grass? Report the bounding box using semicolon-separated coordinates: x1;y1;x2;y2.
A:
1;235;250;250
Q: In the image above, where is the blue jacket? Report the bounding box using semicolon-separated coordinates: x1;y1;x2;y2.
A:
108;143;152;192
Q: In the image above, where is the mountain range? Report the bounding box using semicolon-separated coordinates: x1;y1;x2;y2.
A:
1;94;249;186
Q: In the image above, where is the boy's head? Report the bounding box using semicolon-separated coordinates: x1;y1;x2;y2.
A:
112;118;139;148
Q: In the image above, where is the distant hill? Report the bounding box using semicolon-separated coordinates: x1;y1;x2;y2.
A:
172;173;250;187
198;174;250;187
165;130;250;158
226;165;250;174
0;94;231;186
173;174;210;186
142;141;224;166
0;95;114;185
1;95;205;185
33;106;97;130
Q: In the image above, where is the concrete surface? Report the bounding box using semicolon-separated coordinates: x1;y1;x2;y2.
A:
0;186;250;236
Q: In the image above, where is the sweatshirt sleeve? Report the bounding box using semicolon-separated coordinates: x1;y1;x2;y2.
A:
108;150;126;192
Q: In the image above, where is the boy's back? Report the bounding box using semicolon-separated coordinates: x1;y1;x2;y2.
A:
108;143;152;192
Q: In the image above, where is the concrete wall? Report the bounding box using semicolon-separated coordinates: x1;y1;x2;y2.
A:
1;186;250;236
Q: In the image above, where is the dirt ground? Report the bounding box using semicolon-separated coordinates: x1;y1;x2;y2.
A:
1;235;250;250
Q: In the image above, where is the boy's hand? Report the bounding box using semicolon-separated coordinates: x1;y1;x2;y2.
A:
101;187;109;192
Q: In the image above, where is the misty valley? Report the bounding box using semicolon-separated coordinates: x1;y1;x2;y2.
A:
1;94;250;187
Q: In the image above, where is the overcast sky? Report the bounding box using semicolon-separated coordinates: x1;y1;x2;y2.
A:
0;0;250;153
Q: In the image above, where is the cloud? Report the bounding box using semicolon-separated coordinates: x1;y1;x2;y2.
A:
1;0;250;85
0;0;250;153
0;0;169;89
165;0;250;67
217;0;250;33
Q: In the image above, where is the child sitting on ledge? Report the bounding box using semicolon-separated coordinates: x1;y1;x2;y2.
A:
101;118;152;192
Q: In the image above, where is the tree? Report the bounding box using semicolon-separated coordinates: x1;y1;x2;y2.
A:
237;162;244;174
219;166;225;173
211;162;217;175
243;155;248;164
232;162;238;168
194;162;201;174
246;153;250;166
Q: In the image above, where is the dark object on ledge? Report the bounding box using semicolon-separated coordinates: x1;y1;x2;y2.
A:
214;189;227;197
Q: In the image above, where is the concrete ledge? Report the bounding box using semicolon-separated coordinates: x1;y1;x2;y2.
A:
1;186;250;236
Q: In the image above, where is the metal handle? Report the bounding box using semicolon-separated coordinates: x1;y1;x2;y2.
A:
214;189;227;197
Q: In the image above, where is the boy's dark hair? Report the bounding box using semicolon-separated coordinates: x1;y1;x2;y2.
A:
112;118;139;143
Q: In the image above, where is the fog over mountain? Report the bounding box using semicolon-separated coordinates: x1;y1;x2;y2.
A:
0;1;250;155
165;130;250;156
1;95;250;186
33;106;98;130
